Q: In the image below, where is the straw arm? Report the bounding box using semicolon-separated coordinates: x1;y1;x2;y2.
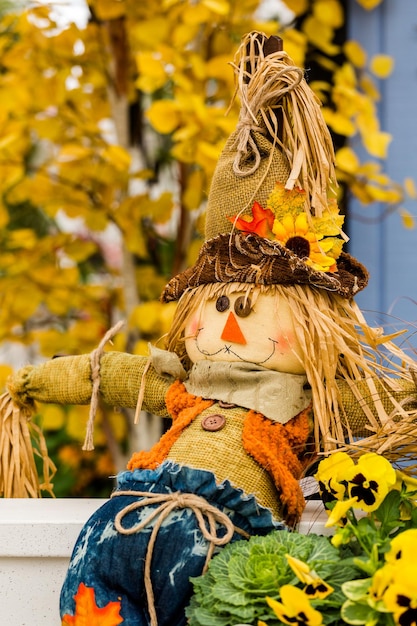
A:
337;377;417;438
7;352;171;418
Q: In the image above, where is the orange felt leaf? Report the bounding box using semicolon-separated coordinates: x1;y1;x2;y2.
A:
221;312;247;345
61;583;123;626
228;201;274;237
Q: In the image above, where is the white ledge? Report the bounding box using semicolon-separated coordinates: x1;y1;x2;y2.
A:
0;498;328;625
0;498;107;558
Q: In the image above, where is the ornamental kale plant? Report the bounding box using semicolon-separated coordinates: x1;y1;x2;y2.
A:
186;529;358;626
187;452;417;626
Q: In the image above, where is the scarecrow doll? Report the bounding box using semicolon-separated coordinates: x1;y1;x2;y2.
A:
1;32;417;626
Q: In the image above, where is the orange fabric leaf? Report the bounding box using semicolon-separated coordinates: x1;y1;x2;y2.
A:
61;583;123;626
228;201;275;237
127;380;213;470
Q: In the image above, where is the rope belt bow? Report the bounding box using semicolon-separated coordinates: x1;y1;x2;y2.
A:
111;489;249;626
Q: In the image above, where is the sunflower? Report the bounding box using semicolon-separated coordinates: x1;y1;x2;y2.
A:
272;211;340;273
228;182;345;274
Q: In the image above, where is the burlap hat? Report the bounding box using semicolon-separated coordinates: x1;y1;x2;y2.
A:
162;32;368;302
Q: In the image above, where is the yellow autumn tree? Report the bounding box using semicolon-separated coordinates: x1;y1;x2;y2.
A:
0;0;412;495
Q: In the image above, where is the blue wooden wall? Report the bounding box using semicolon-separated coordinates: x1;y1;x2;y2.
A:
348;0;417;353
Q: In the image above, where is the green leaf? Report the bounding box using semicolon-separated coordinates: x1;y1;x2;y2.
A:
374;491;402;530
188;530;356;626
342;578;372;601
341;599;376;625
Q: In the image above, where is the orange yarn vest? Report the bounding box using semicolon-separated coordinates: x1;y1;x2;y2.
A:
128;380;314;523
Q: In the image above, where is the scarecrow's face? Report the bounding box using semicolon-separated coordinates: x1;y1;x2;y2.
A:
184;286;305;374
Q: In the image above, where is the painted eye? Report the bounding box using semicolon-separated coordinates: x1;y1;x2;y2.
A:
234;296;252;318
216;295;230;312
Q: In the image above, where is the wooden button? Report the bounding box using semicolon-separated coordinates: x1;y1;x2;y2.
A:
218;400;236;409
201;414;226;432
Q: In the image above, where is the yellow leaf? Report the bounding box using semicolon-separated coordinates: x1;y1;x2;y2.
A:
146;100;180;135
206;55;234;82
284;0;309;15
344;40;367;68
70;319;109;352
34;329;68;358
11;285;41;318
84;210;110;232
202;0;230;16
279;28;307;68
355;0;383;9
186;237;204;266
357;107;379;135
57;144;93;163
313;0;344;28
0;364;13;391
183;168;204;211
125;228;147;256
133;339;149;356
303;16;341;56
46;288;74;316
400;208;415;230
66;405;91;443
357;161;381;177
172;23;200;48
365;184;402;203
190;53;207;81
360;74;380;101
171;140;196;164
8;229;38;250
363;130;392;159
405;178;417;200
181;3;212;24
107;408;128;442
196;140;223;173
130;301;163;336
40;404;66;431
148;192;174;223
130;18;170;48
135;266;166;301
334;62;357;88
0;164;24;188
335;147;360;174
370;54;394;79
160;302;177;335
89;0;126;20
135;53;167;94
101;145;131;172
322;109;355;136
64;240;98;263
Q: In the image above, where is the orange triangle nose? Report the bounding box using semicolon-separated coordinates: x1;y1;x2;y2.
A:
221;312;247;345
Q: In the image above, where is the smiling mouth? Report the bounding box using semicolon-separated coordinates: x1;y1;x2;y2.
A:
194;329;277;365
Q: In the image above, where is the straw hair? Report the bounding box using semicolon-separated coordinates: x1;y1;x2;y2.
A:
205;31;337;240
165;281;417;463
0;391;56;497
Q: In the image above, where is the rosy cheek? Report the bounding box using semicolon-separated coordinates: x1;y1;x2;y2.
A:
186;315;200;337
273;331;295;352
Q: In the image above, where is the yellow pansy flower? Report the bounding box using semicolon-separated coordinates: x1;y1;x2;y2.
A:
286;555;334;599
325;497;358;528
314;452;354;505
369;564;395;604
344;453;396;512
385;529;417;565
266;586;323;626
383;567;417;626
